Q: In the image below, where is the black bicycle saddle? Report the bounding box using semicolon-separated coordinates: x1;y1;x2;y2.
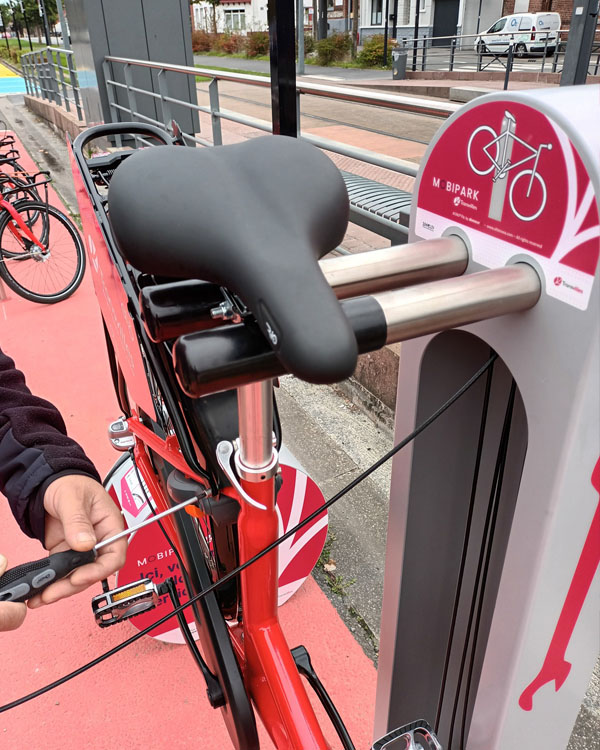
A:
107;136;357;384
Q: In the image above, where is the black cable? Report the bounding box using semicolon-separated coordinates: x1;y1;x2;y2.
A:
0;352;497;714
447;379;516;748
434;351;495;733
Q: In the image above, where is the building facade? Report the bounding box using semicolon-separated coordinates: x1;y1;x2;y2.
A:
502;0;573;25
191;0;315;34
359;0;504;44
358;0;573;44
190;0;572;44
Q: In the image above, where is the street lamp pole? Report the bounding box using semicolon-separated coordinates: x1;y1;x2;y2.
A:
19;0;33;51
476;0;483;34
56;0;70;49
38;0;51;46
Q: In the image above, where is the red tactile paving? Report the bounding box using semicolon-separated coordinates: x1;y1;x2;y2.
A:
0;134;377;749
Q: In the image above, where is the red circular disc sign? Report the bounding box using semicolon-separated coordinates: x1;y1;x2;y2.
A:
111;460;328;642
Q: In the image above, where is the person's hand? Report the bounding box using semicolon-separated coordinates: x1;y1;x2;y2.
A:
27;474;127;609
0;554;27;631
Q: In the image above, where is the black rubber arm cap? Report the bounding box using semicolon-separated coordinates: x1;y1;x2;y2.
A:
174;296;387;398
107;136;356;384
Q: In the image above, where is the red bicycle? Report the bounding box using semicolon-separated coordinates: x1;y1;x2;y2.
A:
0;170;85;303
0;117;530;748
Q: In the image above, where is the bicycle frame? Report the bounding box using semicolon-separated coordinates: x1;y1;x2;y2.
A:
232;381;330;748
67;122;352;749
0;195;46;252
485;125;552;194
124;383;332;748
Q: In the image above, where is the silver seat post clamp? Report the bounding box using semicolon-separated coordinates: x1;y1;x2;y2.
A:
234;442;279;483
216;441;279;511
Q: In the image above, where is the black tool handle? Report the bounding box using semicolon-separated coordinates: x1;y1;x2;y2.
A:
0;549;97;603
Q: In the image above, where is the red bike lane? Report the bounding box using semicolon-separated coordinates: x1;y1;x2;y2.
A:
0;135;376;749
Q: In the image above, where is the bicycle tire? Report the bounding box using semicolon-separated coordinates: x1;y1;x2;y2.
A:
508;169;546;222
0;201;86;303
467;125;499;176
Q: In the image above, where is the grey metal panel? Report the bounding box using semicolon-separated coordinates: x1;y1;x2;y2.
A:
64;0;105;123
140;0;199;133
383;331;527;747
103;0;158;127
64;0;198;133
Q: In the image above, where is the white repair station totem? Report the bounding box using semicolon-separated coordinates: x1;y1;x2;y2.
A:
375;85;599;750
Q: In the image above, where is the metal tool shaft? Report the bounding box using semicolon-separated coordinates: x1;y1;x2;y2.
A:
94;495;201;550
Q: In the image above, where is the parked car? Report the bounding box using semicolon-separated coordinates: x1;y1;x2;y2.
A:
474;12;561;57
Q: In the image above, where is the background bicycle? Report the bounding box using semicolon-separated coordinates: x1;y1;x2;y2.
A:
0;129;85;304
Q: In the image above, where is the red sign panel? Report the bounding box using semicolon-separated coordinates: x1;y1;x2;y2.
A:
415;101;600;310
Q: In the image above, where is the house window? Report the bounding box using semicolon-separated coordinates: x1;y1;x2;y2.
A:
224;9;246;31
371;0;382;25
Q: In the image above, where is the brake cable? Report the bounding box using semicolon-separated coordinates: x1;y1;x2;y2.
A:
0;352;498;713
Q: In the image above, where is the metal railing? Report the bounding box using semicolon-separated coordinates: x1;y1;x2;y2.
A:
102;55;459;180
99;55;457;242
20;46;83;121
393;26;600;82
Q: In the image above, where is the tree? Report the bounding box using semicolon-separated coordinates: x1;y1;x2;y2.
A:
190;0;220;35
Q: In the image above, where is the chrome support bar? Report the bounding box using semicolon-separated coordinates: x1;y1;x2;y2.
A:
320;237;469;299
373;263;542;344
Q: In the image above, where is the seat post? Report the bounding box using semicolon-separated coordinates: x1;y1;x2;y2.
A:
236;379;276;474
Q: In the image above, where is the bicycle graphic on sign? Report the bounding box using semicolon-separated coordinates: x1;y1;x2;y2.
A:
467;110;552;221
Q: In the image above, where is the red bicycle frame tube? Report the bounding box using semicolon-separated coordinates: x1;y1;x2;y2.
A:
0;196;46;251
126;404;330;748
235;474;331;750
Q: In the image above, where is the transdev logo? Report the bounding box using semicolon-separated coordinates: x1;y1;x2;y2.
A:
554;276;584;294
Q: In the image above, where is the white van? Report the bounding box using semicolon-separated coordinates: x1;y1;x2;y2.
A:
474;12;561;57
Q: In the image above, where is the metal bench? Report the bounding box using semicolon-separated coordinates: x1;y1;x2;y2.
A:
341;171;412;245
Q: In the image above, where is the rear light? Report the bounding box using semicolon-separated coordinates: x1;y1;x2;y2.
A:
531;27;535;41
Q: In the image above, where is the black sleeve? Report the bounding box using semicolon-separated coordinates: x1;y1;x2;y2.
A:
0;348;100;545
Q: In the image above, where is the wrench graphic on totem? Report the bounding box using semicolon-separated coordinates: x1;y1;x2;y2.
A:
519;457;600;711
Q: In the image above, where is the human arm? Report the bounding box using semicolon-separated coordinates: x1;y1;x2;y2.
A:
0;349;126;618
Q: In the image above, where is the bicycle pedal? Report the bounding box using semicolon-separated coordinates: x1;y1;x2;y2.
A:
108;418;135;452
371;720;442;750
92;578;158;627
